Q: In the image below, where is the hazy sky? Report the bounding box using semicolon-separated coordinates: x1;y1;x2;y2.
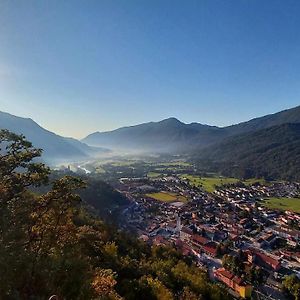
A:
1;0;300;138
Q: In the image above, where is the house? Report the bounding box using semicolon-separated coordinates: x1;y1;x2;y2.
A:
247;249;281;271
272;226;300;241
202;242;218;257
152;235;170;246
192;234;209;248
166;222;178;234
214;268;252;298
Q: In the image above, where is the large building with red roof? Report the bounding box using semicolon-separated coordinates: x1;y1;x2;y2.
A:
214;268;252;299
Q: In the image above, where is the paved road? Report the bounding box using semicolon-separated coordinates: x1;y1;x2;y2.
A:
255;284;287;300
199;253;222;280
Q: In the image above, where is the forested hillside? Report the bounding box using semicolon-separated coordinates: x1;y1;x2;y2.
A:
196;123;300;181
0;130;230;300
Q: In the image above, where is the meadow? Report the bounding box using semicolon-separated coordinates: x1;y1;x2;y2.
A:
180;175;240;192
145;191;187;203
147;172;163;178
263;197;300;213
180;174;267;192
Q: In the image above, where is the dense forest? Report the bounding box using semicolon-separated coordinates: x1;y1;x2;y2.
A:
195;123;300;181
0;129;230;300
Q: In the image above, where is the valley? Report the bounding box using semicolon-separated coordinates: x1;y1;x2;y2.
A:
55;154;300;299
1;105;300;299
3;3;300;299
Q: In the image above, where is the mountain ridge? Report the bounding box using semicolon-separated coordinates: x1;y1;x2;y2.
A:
0;111;109;165
1;105;300;177
82;105;300;152
196;123;300;180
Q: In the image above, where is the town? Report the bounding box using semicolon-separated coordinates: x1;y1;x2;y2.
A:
114;172;300;299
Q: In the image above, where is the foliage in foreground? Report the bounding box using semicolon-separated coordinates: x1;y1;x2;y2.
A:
282;274;300;300
0;130;230;300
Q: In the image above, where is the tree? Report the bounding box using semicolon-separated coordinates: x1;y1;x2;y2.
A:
283;275;300;300
0;130;119;299
222;254;244;276
249;266;263;286
179;287;201;300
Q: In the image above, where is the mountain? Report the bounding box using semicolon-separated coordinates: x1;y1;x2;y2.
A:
0;111;108;165
82;106;300;153
82;117;224;152
197;123;300;181
2;105;300;175
224;105;300;136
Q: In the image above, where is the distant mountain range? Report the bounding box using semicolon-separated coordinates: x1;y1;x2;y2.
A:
0;111;108;165
1;105;300;180
82;105;300;180
83;105;300;152
197;123;300;180
82;117;223;152
195;106;300;180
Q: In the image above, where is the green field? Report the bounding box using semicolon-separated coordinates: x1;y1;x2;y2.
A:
95;166;106;174
109;161;136;167
180;175;240;192
145;192;187;203
155;161;191;167
243;178;268;185
263;197;300;213
147;172;163;178
181;175;268;192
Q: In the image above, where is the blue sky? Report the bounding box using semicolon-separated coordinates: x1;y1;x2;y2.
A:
0;0;300;138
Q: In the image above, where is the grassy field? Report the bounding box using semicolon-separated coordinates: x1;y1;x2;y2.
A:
243;178;268;185
155;161;191;167
181;174;269;192
263;197;300;213
95;166;106;174
147;172;163;178
145;192;187;203
180;175;240;192
109;161;136;167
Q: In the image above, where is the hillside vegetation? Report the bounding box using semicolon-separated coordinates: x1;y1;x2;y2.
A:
196;123;300;181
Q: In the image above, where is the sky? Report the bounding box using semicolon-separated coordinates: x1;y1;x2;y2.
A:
0;0;300;139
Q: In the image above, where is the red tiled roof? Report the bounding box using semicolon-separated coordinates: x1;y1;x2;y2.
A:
203;242;218;256
250;248;281;270
215;268;234;280
153;235;165;245
229;234;239;241
192;234;209;245
233;276;243;285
